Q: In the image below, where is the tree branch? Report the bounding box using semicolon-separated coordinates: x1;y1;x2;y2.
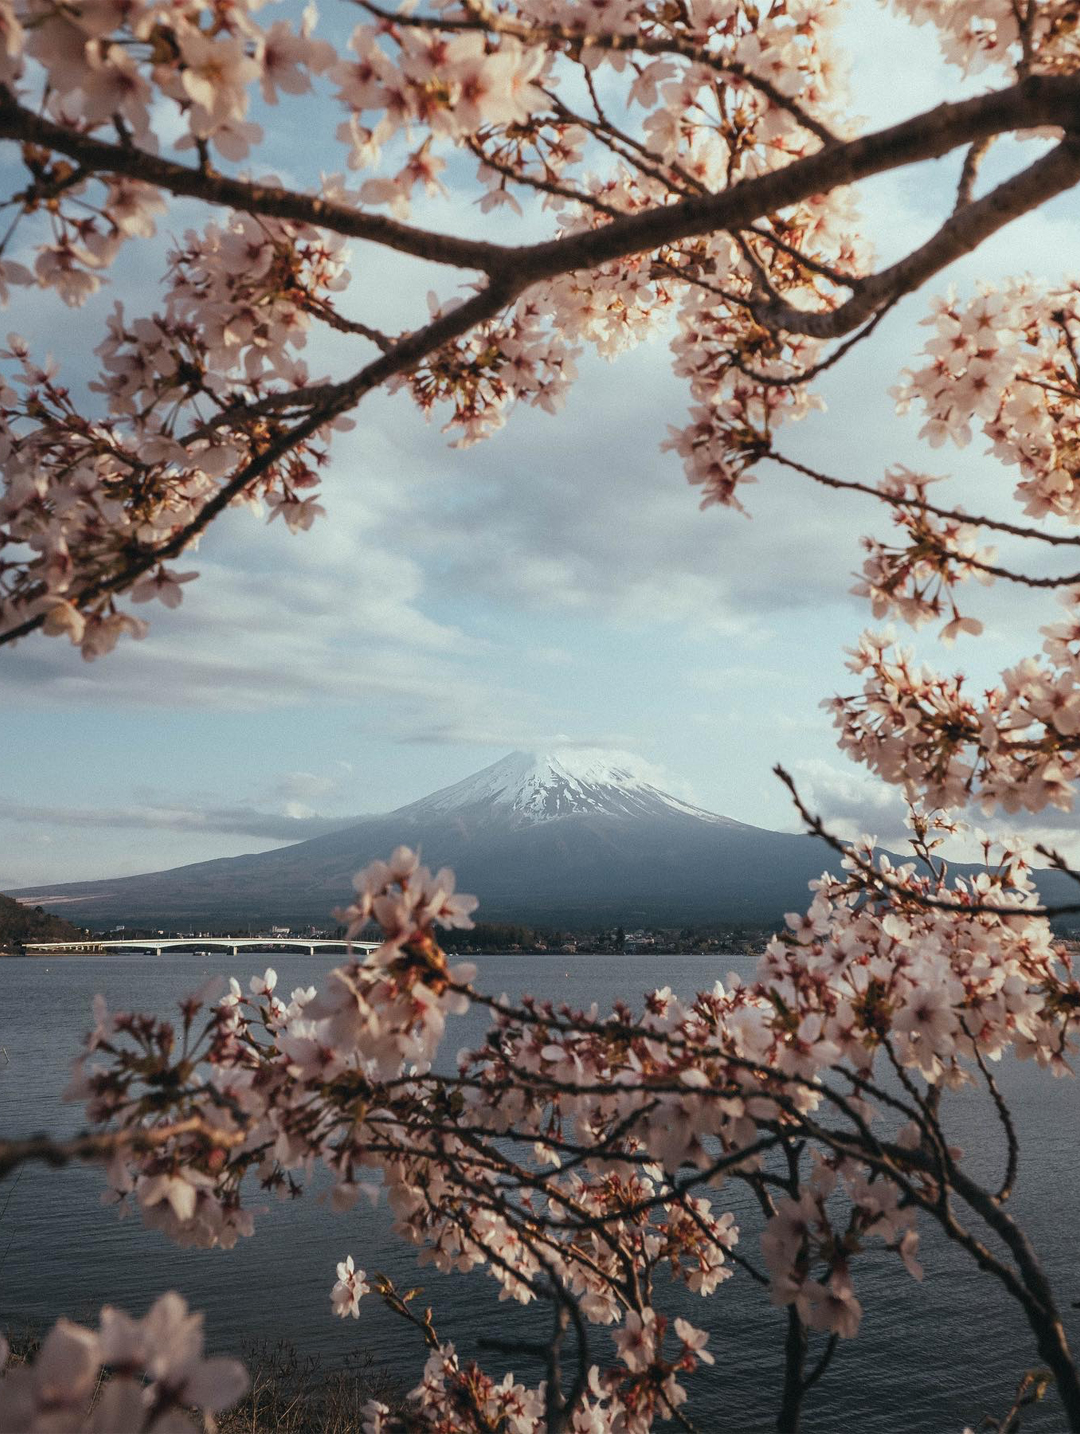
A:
756;137;1080;338
767;449;1080;548
0;1118;245;1181
0;278;516;646
0;86;506;272
4;74;1080;306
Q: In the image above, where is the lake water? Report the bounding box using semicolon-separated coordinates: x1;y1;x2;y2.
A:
2;951;1079;1432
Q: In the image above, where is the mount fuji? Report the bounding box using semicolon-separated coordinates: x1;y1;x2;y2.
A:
10;750;1075;931
397;749;748;828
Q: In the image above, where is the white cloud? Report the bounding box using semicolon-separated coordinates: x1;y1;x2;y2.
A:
6;4;1080;887
0;798;353;843
784;757;912;847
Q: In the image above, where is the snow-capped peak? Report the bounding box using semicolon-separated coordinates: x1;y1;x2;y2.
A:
397;749;743;827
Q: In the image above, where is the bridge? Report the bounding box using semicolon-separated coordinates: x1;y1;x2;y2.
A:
23;937;381;957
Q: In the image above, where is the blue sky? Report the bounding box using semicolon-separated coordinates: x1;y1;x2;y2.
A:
3;4;1080;888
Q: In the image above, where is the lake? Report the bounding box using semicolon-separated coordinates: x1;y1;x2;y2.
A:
2;951;1079;1432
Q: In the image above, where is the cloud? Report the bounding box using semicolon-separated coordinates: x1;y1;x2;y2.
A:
784;758;912;848
393;718;639;750
8;9;1080;891
689;664;792;692
270;771;338;802
0;517;492;713
0;799;355;842
386;343;866;639
784;757;1080;875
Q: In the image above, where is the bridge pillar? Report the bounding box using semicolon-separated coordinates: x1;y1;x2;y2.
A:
230;946;238;956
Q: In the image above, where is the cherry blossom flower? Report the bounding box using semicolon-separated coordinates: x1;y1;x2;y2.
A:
0;1294;247;1431
130;567;198;609
612;1309;657;1373
331;1255;370;1318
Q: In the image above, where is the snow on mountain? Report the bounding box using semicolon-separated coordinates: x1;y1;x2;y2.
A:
13;747;1080;931
397;749;746;827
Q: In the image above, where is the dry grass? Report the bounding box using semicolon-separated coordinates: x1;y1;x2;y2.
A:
3;1329;407;1433
3;1326;41;1367
218;1339;407;1433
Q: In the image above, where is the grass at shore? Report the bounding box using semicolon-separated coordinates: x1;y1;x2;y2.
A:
3;1330;407;1432
218;1338;406;1432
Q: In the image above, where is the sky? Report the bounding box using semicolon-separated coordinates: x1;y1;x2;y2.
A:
3;3;1080;890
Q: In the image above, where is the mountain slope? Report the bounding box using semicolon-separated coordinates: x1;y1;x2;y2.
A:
8;751;1077;931
404;749;748;827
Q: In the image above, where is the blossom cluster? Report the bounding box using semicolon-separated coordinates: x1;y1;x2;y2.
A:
2;0;1074;658
850;467;995;643
0;0;886;652
665;191;868;513
59;836;1079;1429
895;283;1080;526
359;1315;716;1434
802;275;1080;821
890;0;1080;76
828;582;1080;814
0;200;355;657
0;1292;247;1433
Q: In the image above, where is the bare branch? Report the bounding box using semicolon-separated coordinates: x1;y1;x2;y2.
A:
0;1118;245;1182
756;138;1080;338
801;1334;839;1396
0;86;506;272
955;136;995;213
961;1017;1021;1203
768;449;1080;549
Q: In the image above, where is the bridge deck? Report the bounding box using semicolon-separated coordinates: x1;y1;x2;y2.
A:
22;937;380;954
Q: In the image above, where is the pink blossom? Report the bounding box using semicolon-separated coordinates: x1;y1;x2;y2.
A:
331;1255;370;1318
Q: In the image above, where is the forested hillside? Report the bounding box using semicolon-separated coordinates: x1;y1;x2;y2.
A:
0;894;88;953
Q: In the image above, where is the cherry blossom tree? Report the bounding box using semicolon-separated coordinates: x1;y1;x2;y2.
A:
5;0;1080;1430
6;840;1080;1433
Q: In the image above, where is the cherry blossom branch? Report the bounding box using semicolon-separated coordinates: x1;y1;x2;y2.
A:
465;134;625;218
543;86;702;199
767;450;1080;548
0;1117;245;1181
514;80;1080;297
1013;0;1038;80
771;1110;1045;1322
961;1018;1021;1203
742;224;865;290
725;298;899;388
0;87;505;272
37;848;1080;1429
302;297;393;350
801;1334;839;1397
1034;844;1080;889
779;1308;809;1430
354;0;841;147
4;75;1080;303
744;1090;1080;1422
773;764;1080;919
870;534;1080;591
0;278;515;646
954;137;995;213
755;138;1080;338
579;68;705;197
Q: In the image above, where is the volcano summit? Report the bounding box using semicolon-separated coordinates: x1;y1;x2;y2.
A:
7;750;848;930
21;749;1074;933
